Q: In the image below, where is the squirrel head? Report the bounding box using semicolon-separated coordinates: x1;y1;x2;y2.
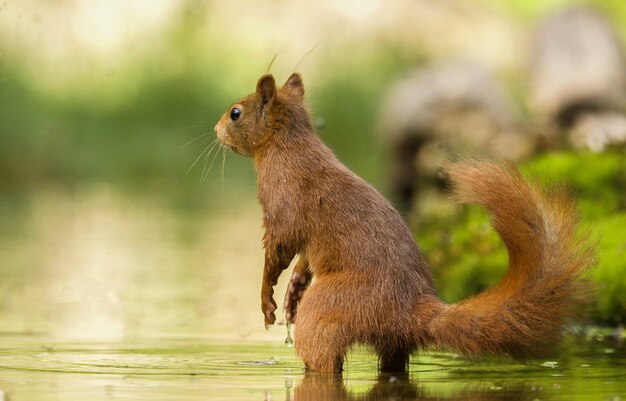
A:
215;73;308;157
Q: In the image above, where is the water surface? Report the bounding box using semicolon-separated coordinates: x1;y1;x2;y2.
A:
0;334;624;400
0;188;624;400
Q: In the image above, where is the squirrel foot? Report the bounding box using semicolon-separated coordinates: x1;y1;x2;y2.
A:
284;270;310;324
261;291;277;328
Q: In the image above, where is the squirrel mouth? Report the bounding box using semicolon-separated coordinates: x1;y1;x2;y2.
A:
218;136;234;150
215;128;230;147
217;135;239;154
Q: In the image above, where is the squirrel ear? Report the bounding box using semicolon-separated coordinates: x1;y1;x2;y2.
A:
283;73;305;97
256;74;276;105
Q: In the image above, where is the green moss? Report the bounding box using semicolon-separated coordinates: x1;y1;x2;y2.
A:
523;152;626;218
415;202;507;303
416;151;626;324
592;213;626;323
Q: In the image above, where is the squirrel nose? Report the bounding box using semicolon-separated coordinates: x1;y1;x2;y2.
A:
214;123;223;138
214;122;225;141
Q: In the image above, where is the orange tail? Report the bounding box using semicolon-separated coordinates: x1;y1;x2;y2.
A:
428;159;593;358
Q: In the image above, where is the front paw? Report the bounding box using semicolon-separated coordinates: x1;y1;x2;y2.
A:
261;293;277;328
283;271;310;324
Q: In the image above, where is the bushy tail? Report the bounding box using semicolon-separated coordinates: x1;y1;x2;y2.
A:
428;159;593;358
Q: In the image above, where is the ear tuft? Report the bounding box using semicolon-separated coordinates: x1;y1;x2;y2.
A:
283;73;305;97
256;74;276;105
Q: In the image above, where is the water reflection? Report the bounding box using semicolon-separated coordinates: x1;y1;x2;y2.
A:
292;373;535;401
0;187;289;343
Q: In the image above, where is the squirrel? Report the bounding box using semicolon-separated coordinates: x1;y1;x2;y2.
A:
214;73;593;373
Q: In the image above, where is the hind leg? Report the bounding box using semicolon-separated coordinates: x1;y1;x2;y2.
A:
294;314;352;373
293;279;356;373
377;347;410;373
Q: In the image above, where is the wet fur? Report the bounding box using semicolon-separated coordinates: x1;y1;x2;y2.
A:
214;74;593;372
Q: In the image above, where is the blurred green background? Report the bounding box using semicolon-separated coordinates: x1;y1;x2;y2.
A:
1;0;625;340
8;0;626;193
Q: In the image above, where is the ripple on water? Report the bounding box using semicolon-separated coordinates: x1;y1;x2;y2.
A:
0;335;624;401
0;340;301;377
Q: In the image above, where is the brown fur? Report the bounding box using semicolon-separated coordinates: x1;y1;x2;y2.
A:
214;73;593;373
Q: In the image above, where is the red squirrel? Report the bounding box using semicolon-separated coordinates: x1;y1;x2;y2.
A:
214;73;592;373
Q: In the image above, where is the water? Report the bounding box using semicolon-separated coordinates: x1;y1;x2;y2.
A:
0;187;625;400
285;322;294;347
0;335;624;400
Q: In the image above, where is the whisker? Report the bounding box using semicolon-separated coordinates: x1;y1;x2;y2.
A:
183;132;212;149
203;142;224;182
187;121;211;130
221;146;227;182
193;135;213;150
293;41;321;73
186;138;218;175
266;53;279;73
221;146;227;196
186;138;212;158
200;139;221;179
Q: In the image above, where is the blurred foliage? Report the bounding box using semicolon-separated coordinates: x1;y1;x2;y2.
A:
311;47;424;183
0;58;228;209
0;43;419;200
415;151;626;325
0;7;255;211
2;0;626;194
486;0;626;29
2;0;626;324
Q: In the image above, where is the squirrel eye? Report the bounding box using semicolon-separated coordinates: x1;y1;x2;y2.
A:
230;107;241;121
